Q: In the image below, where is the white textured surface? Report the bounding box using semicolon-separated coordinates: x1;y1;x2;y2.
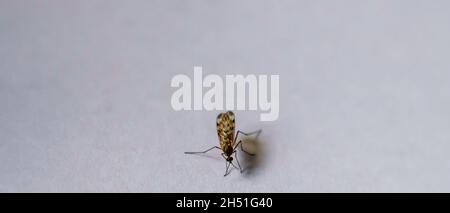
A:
1;0;450;192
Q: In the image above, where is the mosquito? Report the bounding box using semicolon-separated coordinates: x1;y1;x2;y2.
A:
184;111;261;176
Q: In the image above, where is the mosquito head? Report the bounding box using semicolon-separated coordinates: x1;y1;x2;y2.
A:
227;156;233;162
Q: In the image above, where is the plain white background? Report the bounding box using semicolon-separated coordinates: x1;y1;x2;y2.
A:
1;0;450;192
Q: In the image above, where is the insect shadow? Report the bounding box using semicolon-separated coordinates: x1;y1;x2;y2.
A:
237;130;265;176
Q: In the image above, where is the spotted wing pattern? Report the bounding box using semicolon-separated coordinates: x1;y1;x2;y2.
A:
216;111;236;150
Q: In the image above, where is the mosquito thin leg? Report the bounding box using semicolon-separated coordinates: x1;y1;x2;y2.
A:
233;129;262;145
224;161;231;176
230;161;239;170
233;140;255;156
240;141;255;156
233;129;261;154
223;153;239;174
184;146;220;154
234;151;242;173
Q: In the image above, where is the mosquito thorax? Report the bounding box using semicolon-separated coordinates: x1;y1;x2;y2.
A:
223;145;233;156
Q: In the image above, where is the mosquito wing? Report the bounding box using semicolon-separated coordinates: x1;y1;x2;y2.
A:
216;111;236;148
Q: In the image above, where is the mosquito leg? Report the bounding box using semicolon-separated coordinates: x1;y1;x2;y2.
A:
234;151;243;173
224;161;231;176
233;129;261;154
222;153;232;176
240;141;255;156
233;140;255;156
184;146;220;154
233;129;262;145
230;161;239;170
223;153;239;173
